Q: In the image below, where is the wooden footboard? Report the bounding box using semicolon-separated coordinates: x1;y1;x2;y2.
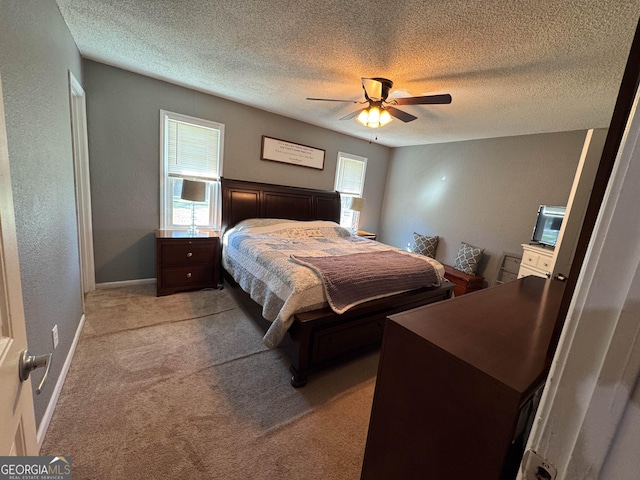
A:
282;281;454;386
225;274;453;386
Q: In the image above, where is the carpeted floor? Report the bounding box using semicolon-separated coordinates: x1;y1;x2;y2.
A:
40;284;379;479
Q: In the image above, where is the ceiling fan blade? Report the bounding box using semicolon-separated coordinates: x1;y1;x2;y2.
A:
393;94;452;105
386;106;417;123
306;97;359;103
361;78;383;101
339;109;363;121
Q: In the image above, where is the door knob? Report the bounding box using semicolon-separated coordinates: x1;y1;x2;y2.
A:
18;349;52;395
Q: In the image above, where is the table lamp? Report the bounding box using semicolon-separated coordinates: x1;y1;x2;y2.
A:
181;179;206;235
347;196;364;232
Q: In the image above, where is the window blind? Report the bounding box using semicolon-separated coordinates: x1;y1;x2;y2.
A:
167;119;220;180
336;155;366;195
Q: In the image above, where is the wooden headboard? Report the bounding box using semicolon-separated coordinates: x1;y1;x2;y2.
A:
220;178;341;234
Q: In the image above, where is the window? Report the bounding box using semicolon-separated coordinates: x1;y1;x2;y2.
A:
160;110;224;230
334;152;367;230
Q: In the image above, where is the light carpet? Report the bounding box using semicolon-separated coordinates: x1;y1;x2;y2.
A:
40;284;378;479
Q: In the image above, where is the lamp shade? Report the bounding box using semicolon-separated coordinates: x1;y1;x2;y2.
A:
181;179;206;202
348;197;365;212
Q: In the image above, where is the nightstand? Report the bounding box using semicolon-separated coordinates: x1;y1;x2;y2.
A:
357;230;377;240
155;230;220;296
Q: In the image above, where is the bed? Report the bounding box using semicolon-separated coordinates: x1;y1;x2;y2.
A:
221;177;454;386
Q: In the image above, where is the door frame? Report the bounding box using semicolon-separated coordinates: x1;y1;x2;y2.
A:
68;71;95;294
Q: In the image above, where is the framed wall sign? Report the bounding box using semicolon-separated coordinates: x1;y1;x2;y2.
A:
261;136;325;170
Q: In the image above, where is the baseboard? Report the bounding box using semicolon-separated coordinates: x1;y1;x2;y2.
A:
37;312;86;448
96;278;156;289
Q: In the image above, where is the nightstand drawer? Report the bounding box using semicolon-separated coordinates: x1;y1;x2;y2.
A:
161;242;216;266
160;265;216;289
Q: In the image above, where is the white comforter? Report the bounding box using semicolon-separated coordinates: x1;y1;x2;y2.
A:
222;219;444;348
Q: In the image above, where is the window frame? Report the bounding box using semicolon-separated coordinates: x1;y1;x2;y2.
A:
334;151;368;230
159;110;224;231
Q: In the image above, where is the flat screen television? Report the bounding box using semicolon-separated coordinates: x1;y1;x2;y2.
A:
531;205;566;247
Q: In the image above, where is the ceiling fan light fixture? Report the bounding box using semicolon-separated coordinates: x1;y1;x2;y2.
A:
307;77;450;126
357;109;370;125
368;106;381;125
379;109;392;126
356;106;392;128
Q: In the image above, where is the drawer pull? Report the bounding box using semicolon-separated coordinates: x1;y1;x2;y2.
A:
186;272;192;278
187;252;193;258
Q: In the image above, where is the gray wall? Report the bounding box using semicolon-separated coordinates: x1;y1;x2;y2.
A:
85;59;590;286
379;131;588;283
0;1;84;425
83;61;391;283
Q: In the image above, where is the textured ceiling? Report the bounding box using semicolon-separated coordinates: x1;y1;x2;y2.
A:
55;0;640;147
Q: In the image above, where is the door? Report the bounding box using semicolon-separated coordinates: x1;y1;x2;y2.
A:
0;73;38;455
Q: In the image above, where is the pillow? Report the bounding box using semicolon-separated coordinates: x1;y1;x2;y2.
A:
413;232;439;258
453;241;484;275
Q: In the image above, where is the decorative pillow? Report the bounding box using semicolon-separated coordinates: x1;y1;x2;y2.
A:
413;232;439;258
453;241;484;275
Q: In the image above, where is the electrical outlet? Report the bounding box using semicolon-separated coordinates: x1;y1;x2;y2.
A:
52;324;59;349
521;449;557;480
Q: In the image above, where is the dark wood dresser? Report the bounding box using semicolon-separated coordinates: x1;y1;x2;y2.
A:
361;276;565;480
155;230;220;296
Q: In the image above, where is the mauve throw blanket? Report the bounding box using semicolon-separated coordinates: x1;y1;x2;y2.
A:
291;250;440;314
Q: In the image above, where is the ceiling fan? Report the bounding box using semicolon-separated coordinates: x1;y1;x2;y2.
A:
306;77;452;128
